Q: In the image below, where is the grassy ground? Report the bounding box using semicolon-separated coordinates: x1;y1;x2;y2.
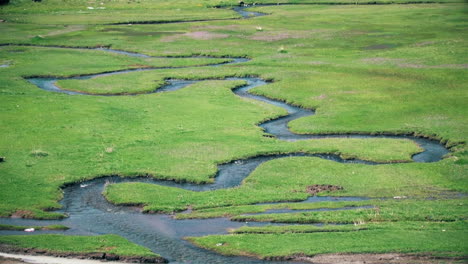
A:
0;234;161;257
104;158;466;213
0;46;424;217
0;0;466;260
0;224;68;231
188;221;468;259
174;198;467;221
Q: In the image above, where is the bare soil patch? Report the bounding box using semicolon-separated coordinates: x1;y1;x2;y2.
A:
295;253;466;264
32;25;87;38
0;245;166;263
249;30;311;42
191;24;241;31
306;184;343;195
161;31;229;42
414;41;436;47
363;44;397;50
10;211;35;219
362;57;468;69
0;256;27;264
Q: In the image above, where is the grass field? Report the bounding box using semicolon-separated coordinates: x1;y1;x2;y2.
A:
0;0;466;261
0;234;162;258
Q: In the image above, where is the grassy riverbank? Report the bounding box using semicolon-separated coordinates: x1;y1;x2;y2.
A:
0;234;165;262
188;221;467;260
0;224;68;231
0;0;466;261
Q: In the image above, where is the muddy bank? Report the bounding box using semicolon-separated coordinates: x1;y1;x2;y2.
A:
290;253;466;264
306;185;343;195
0;253;134;264
0;245;167;263
0;255;26;264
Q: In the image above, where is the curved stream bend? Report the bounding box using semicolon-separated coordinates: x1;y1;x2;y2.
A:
2;5;451;263
27;61;449;162
15;47;451;264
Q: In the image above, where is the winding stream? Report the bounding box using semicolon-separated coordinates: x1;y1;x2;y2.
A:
0;5;451;264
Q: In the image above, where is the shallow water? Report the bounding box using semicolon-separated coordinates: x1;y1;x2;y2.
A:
2;6;451;264
0;176;351;264
9;49;450;263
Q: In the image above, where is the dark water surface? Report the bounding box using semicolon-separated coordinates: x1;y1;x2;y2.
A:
1;6;451;263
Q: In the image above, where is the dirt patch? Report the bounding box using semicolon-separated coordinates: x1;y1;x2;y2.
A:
0;245;167;263
192;24;241;31
341;30;371;37
362;57;405;64
361;57;468;69
42;25;86;37
127;64;152;68
10;210;35;219
293;253;466;264
313;94;327;100
414;41;436;47
308;61;327;65
249;31;310;42
161;31;229;42
0;256;27;264
401;63;468;69
363;44;397;50
306;185;343;195
99;28;178;37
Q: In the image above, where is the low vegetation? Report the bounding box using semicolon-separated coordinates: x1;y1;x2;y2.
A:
0;224;68;231
0;0;466;261
188;221;467;260
0;234;161;258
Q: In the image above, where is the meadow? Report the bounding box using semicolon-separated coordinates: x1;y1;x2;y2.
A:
0;0;466;262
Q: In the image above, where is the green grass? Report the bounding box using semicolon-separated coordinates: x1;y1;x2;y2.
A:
0;0;240;25
175;198;467;221
0;0;467;260
0;46;424;217
229;199;468;223
105;158;466;213
188;221;468;259
230;224;368;234
0;224;68;231
175;200;376;219
0;234;160;257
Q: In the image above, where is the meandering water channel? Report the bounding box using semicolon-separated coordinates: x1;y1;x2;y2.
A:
0;5;451;264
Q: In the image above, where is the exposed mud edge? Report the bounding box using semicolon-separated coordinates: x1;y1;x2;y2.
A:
187;238;465;263
0;43;112;49
277;252;466;264
230;228;369;234
52;73;245;96
306;184;343;195
210;1;461;8
307;130;452;144
107;18;237;26
8;209;65;220
249;86;458;154
24;60;235;80
0;244;168;263
1;43;251;60
53;82;158;96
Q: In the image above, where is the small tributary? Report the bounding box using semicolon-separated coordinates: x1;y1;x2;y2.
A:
0;5;451;264
1;45;450;264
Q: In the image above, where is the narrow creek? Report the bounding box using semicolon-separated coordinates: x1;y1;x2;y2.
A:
0;5;451;264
